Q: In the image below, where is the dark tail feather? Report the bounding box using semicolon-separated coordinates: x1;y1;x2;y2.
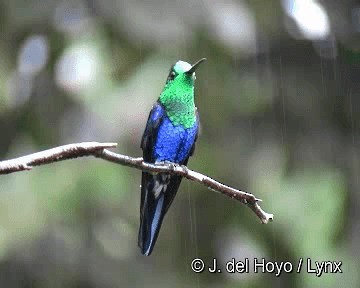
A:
138;194;166;256
138;173;167;256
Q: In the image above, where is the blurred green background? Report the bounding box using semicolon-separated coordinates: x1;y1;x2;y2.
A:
0;0;359;287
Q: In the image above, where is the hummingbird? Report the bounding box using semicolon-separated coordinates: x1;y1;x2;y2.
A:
138;58;206;256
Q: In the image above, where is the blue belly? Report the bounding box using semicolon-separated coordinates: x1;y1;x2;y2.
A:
153;116;197;163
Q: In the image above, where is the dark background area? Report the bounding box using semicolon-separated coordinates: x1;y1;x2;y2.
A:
0;0;359;287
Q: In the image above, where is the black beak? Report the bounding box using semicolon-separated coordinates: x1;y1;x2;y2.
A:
185;58;206;75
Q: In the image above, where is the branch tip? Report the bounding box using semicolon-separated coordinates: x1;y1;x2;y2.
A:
262;213;274;224
100;142;117;148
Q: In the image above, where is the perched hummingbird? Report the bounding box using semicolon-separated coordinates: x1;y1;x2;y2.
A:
138;58;206;256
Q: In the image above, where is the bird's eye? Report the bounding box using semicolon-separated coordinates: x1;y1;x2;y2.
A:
167;71;176;82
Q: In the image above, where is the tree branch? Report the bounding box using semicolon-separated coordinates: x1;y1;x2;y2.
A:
0;142;273;224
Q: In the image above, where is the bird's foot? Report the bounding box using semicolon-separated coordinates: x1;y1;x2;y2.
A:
155;160;176;170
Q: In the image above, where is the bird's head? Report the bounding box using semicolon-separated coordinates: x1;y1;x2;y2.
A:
164;58;206;87
159;58;206;127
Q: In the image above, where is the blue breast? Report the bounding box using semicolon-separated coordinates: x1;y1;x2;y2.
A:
153;115;198;163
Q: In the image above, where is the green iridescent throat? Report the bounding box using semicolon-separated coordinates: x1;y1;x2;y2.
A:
159;74;196;129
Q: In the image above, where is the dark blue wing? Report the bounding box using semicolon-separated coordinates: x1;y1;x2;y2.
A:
140;102;165;163
139;102;164;232
138;103;200;256
139;102;167;255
